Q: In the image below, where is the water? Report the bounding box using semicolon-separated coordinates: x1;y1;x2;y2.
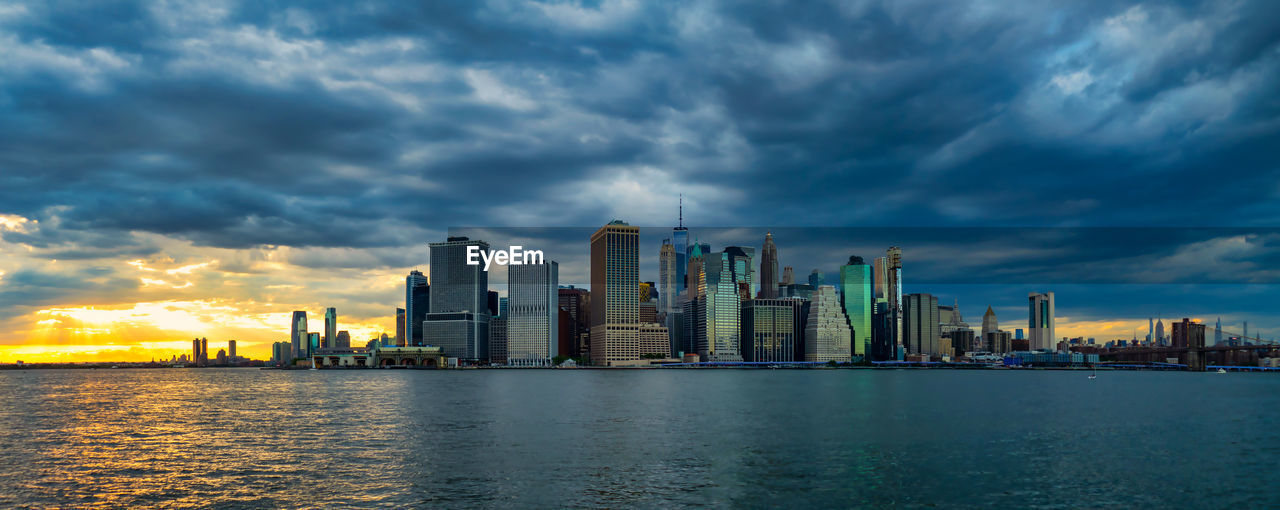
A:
0;368;1277;508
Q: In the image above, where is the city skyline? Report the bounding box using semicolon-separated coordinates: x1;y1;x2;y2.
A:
2;0;1279;362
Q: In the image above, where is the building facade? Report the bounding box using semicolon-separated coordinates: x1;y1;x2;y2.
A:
590;221;640;366
805;285;852;362
903;293;940;358
839;257;872;359
742;298;796;362
507;261;559;366
405;270;429;346
425;237;490;362
1028;292;1056;351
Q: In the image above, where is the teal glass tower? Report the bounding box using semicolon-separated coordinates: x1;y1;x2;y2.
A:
839;256;872;359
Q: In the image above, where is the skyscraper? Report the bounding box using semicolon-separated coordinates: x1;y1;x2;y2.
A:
981;306;998;337
742;299;796;362
659;240;679;317
781;266;795;286
489;317;507;365
590;221;640;366
839;256;872;359
308;333;319;356
686;250;743;362
903;293;940;358
425;237;491;362
335;331;350;349
874;247;904;357
558;287;590;358
507;261;559;366
723;246;755;299
673;197;689;294
395;308;406;346
758;232;778;299
808;269;824;289
1215;317;1223;346
805;285;852;362
228;339;236;362
405;270;429;346
290;311;307;360
323;307;337;349
1028;292;1056;351
192;338;200;365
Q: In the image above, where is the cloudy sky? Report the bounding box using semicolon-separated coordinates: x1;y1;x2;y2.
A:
1;0;1277;361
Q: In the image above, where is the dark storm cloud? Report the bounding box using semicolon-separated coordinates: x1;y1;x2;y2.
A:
0;1;1278;312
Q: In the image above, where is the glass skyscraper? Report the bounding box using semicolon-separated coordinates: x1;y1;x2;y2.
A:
290;311;307;360
839;257;872;359
425;237;490;362
507;261;558;366
405;270;429;346
590;221;640;366
686;250;743;362
323;307;336;349
1028;292;1055;351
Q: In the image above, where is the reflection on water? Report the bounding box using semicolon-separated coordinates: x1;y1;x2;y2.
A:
1;369;1278;508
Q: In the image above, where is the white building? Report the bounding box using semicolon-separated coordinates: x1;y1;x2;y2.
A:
805;285;852;362
507;261;558;366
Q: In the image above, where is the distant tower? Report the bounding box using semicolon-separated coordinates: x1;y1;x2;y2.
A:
673;195;689;295
1148;317;1154;344
395;308;406;346
405;270;429;346
981;306;998;337
808;269;824;288
507;260;559;366
781;266;795;286
1243;321;1248;341
759;232;779;299
290;311;308;359
804;285;852;362
659;239;678;316
839;255;872;358
1028;292;1055;351
323;307;337;349
1214;317;1222;346
1155;318;1165;346
228;340;237;361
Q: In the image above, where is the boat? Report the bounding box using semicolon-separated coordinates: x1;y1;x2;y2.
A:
1088;366;1096;380
1217;368;1227;374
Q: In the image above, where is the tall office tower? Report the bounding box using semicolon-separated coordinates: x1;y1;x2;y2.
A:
937;304;954;325
883;247;903;358
639;323;670;357
1015;329;1024;340
323;307;337;349
741;299;796;362
903;293;940;358
395;308;406;346
192;339;200;365
981;306;998;337
291;311;307;359
640;302;658;323
1243;321;1248;341
507;261;559;366
216;349;227;365
808;269;824;289
805;285;852;362
590;221;640;366
659;240;678;316
985;330;1012;354
1028;292;1056;351
781;266;795;286
871;300;893;360
424;237;490;362
307;333;319;356
759;233;779;299
686;250;743;362
673;196;689;294
488;291;500;317
1155;318;1165;346
558;287;590;358
1147;317;1154;344
336;331;351;349
940;300;973;357
228;340;236;361
1215;317;1223;346
405;270;429;346
839;256;872;358
200;337;209;365
489;317;507;365
498;297;508;318
788;298;812;361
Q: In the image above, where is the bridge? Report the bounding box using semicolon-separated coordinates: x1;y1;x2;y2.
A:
1090;343;1280;371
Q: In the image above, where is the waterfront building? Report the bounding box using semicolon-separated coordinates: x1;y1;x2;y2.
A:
1029;292;1056;351
985;330;1013;354
192;338;200;365
558;287;590;358
489;317;507;365
200;337;208;365
1155;318;1165;346
395;308;406;346
871;300;895;360
228;340;236;362
291;311;308;360
507;261;559;366
741;299;796;362
590;221;641;366
685;250;743;362
405;270;429;346
308;333;320;356
216;349;227;365
873;247;904;358
639;323;670;357
839;256;872;358
759;232;779;299
426;237;491;362
323;307;336;349
904;293;940;358
804;285;851;362
336;331;350;349
1172;318;1207;349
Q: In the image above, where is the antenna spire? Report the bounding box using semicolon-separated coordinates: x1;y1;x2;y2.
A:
678;193;683;227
